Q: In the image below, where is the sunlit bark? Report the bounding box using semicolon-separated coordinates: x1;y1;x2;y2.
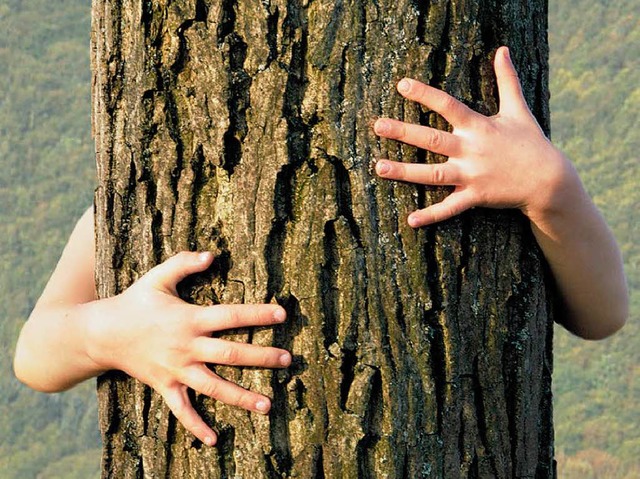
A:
92;1;555;477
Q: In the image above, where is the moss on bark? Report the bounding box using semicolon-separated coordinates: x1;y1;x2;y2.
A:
92;1;555;477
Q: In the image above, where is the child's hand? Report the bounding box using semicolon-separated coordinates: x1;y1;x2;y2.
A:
372;46;628;339
85;251;291;447
374;46;579;227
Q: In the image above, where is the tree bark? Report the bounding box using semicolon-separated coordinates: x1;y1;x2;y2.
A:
92;0;555;477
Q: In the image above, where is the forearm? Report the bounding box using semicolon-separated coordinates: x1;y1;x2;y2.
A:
13;206;103;391
528;169;628;339
14;301;108;392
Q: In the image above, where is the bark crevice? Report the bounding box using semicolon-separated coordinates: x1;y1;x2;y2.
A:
93;1;555;477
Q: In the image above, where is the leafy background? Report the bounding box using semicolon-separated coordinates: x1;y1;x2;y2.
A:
0;0;637;477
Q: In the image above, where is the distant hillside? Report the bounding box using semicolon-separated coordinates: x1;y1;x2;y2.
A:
0;0;637;477
0;1;100;477
549;1;639;477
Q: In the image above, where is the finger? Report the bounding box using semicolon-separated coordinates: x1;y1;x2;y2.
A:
144;251;214;292
408;190;476;227
395;78;483;128
162;385;217;446
193;304;287;333
183;366;272;415
373;119;463;157
375;160;462;186
192;338;292;368
494;46;528;116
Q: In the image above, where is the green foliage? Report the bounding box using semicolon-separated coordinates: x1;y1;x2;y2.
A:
32;449;101;479
550;1;640;477
0;0;99;476
0;0;636;476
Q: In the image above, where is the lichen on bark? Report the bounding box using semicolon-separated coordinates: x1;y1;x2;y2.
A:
92;0;555;477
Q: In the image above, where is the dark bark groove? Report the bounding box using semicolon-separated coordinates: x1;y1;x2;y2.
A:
92;0;555;477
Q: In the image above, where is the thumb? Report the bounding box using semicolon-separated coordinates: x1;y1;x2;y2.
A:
143;251;213;293
494;46;529;117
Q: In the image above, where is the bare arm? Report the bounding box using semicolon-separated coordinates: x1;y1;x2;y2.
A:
14;206;100;390
14;207;292;446
526;177;628;339
372;46;628;339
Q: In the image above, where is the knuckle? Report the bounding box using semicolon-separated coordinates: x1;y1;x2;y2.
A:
463;164;482;182
189;307;205;329
192;305;219;331
237;389;257;410
182;335;201;361
395;163;407;180
171;398;188;417
228;308;246;327
475;119;499;142
384;121;401;140
221;346;240;365
262;349;279;367
201;379;221;399
417;87;431;105
472;188;487;207
246;306;262;325
396;122;407;140
465;138;487;159
446;201;461;217
428;131;444;150
167;316;193;343
432;165;447;184
435;206;451;222
214;306;234;327
441;94;459;114
227;307;241;326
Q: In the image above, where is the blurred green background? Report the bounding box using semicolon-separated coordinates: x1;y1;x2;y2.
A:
0;1;637;477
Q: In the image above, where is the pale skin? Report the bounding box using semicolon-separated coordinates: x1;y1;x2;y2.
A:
13;208;292;447
14;46;628;447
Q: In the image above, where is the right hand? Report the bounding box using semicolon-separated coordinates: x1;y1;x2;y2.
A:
373;46;575;227
85;251;291;446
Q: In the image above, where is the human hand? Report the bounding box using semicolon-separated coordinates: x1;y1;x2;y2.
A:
85;251;291;446
374;46;580;227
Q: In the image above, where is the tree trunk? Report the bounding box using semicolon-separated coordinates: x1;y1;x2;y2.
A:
92;0;554;477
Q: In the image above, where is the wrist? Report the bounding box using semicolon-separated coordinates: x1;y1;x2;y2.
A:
82;298;119;374
521;147;587;226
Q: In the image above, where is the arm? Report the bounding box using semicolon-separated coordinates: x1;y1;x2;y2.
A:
14;207;100;390
14;207;292;446
372;46;628;339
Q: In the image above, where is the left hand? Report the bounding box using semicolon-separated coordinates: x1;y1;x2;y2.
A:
86;251;291;446
373;46;578;227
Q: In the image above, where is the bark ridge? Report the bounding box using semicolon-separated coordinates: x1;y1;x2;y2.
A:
92;0;554;477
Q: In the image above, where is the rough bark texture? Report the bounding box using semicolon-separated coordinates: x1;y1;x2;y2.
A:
92;0;554;477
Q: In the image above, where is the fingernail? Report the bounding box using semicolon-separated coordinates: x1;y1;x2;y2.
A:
397;78;411;93
198;252;212;262
280;353;292;367
204;436;215;447
408;215;419;227
256;399;270;413
374;119;389;135
273;308;286;322
376;161;390;175
503;47;511;60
